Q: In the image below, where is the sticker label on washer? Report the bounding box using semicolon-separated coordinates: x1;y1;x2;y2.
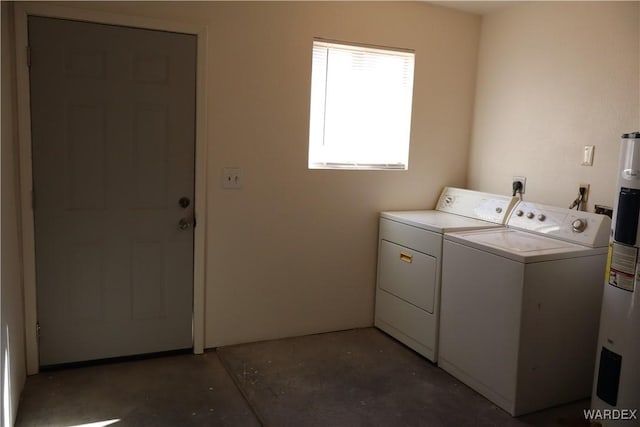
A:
609;243;636;292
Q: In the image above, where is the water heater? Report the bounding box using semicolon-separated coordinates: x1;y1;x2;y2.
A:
591;132;640;425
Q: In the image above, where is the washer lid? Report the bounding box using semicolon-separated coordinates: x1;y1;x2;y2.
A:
380;210;505;234
446;228;607;263
466;229;569;252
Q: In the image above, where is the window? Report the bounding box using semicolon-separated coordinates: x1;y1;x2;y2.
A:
308;40;415;170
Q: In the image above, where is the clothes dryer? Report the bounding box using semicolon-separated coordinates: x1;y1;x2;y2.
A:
439;201;611;416
375;187;517;362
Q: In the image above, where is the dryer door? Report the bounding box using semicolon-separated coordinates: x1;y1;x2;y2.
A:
378;240;437;313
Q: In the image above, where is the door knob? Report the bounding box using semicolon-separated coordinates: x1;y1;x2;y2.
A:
178;217;193;230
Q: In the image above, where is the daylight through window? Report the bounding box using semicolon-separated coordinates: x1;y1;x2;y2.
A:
308;40;415;170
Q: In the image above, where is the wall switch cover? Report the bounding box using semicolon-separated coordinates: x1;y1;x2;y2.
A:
582;145;595;166
222;167;242;189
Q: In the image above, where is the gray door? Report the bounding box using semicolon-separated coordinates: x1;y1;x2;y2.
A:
29;16;196;366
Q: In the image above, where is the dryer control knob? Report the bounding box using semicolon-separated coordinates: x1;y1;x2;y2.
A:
516;210;524;217
526;212;535;219
572;219;587;233
537;214;546;221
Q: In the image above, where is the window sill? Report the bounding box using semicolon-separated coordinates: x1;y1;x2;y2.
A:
308;162;407;171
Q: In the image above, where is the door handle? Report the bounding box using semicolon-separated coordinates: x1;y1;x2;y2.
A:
178;217;194;230
400;252;413;263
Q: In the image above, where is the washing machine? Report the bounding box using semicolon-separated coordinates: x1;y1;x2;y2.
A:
439;201;611;416
375;187;518;362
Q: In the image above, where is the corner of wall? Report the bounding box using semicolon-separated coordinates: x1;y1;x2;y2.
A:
2;1;28;425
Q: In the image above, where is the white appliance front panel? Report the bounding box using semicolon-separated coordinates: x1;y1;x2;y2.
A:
376;217;444;362
375;290;437;361
378;240;437;313
440;239;606;416
439;240;524;414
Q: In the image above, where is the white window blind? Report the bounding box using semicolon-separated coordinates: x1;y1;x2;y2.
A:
308;40;415;170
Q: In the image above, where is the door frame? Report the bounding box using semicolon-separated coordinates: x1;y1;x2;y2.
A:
14;3;209;375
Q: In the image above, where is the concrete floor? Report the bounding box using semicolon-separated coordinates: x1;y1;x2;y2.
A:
16;328;591;427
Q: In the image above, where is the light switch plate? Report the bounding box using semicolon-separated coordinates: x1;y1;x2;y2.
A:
582;145;595;166
222;167;242;189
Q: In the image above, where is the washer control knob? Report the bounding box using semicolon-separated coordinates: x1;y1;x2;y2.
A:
496;207;503;213
537;214;546;221
526;212;535;219
515;210;524;217
572;219;587;233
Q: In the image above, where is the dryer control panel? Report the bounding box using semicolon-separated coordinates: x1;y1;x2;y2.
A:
507;201;611;247
437;187;518;224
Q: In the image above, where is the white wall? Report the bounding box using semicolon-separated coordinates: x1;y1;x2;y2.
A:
1;2;26;425
468;1;640;210
15;1;481;348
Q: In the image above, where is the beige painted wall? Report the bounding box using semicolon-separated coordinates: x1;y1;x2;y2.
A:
1;2;26;424
5;1;634;413
468;1;640;210
20;1;481;347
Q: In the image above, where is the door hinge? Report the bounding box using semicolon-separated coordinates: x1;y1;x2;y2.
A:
26;45;31;68
31;189;36;210
36;321;41;340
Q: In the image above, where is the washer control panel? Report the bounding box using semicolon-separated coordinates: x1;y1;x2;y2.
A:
507;201;611;247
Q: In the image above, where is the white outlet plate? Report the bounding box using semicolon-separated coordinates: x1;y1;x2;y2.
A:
222;167;242;189
579;182;590;203
513;176;526;194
